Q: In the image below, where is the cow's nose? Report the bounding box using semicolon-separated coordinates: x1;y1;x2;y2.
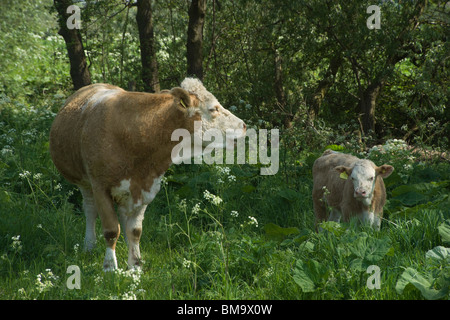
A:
355;189;367;197
242;122;247;131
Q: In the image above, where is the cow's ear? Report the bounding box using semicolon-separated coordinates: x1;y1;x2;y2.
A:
335;165;352;179
170;87;191;111
376;165;394;178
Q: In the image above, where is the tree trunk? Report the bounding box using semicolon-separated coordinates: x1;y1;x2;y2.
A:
136;0;159;92
54;0;91;90
187;0;206;80
308;55;341;121
360;81;383;135
273;48;290;128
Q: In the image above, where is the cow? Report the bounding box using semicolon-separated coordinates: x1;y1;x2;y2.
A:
49;78;246;271
312;149;394;230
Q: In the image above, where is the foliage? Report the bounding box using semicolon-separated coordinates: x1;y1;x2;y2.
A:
0;0;449;300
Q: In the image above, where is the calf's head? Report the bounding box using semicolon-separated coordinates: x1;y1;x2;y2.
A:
180;78;246;147
335;160;394;205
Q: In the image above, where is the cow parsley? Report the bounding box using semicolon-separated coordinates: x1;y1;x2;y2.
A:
192;203;201;215
35;269;59;293
248;216;259;228
11;235;22;253
203;190;223;206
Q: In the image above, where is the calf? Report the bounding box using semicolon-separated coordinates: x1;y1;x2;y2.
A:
312;149;394;230
49;78;246;270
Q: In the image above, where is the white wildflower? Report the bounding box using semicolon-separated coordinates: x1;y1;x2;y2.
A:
35;269;59;293
177;199;187;211
230;210;239;218
203;190;223;206
33;173;43;180
192;203;201;215
1;146;13;156
248;216;259;228
11;235;22;253
19;171;31;179
182;258;192;269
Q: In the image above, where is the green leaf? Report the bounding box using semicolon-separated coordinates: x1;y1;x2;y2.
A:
241;184;256;193
425;246;450;261
324;145;344;151
293;259;329;293
264;223;300;241
319;221;346;236
438;220;450;244
349;233;391;271
277;188;300;203
396;268;448;300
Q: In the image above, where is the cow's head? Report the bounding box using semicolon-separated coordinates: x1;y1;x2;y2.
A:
335;160;393;205
180;78;246;148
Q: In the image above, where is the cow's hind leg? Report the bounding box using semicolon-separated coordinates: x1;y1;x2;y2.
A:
92;185;120;271
80;186;97;251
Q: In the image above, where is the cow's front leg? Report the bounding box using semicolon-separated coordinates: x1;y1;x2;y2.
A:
122;205;147;269
328;208;341;223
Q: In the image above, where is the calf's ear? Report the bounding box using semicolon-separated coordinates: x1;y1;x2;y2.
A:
376;165;394;178
334;165;352;179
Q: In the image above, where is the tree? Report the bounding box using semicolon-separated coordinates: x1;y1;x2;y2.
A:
136;0;160;92
187;0;206;80
54;0;91;90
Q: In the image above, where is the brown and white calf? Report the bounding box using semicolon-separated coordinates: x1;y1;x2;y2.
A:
49;78;246;270
312;150;394;230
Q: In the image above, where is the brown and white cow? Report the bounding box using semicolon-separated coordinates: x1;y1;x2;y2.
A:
312;149;394;230
49;78;246;270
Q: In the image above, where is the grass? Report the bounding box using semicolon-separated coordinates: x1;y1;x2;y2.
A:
0;96;449;300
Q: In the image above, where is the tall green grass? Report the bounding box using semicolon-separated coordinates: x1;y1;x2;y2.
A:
0;97;449;300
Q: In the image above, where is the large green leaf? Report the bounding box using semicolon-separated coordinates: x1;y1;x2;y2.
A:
426;246;450;261
277;188;300;203
264;223;300;241
349;233;392;271
438;220;450;244
293;259;329;293
396;268;449;300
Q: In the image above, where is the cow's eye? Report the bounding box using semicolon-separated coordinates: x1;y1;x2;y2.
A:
210;106;219;113
368;177;374;181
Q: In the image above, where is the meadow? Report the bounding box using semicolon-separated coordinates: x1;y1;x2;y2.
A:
0;95;448;300
0;0;449;301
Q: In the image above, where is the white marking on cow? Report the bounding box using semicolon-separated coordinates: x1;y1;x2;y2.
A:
350;160;377;202
104;247;118;271
81;88;120;112
141;176;162;206
112;176;163;217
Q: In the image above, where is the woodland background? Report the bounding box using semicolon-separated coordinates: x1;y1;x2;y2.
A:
0;0;449;300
